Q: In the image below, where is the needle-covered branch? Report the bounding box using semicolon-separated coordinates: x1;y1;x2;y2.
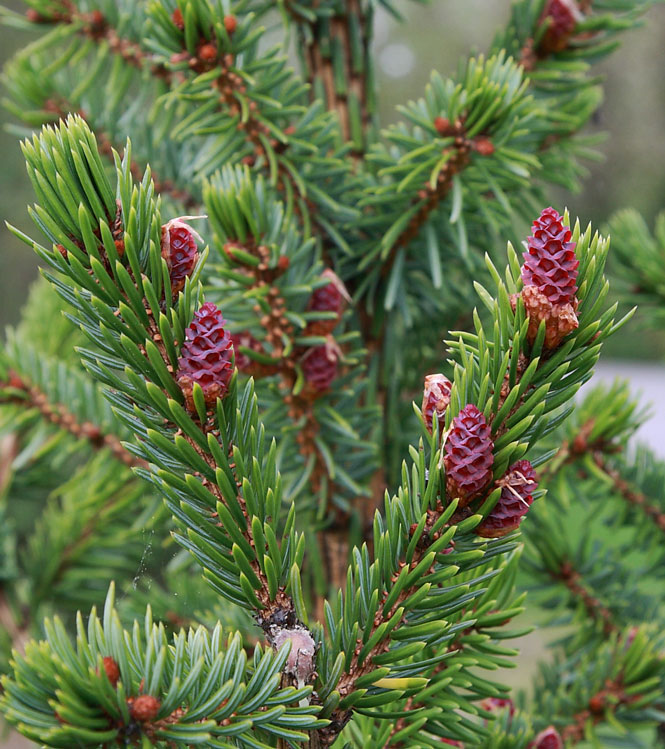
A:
8;116;309;636
0;584;325;747
311;206;624;745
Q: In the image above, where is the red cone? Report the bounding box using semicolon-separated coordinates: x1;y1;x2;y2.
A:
177;303;233;411
444;404;494;506
422;374;452;436
476;460;537;538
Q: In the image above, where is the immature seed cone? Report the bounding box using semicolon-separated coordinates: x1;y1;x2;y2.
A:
528;726;563;749
102;656;120;687
422;374;452;436
476;460;537;538
520;285;579;350
305;270;350;336
177;303;234;411
518;207;580;349
161;217;203;296
539;0;583;54
522;207;578;305
444;404;494;506
129;695;161;722
302;344;339;393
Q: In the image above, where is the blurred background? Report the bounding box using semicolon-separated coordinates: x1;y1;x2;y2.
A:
0;4;664;744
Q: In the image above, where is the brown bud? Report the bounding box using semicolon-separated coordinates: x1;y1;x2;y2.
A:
102;656;120;687
198;43;218;62
277;255;290;272
521;284;578;350
434;116;450;135
26;8;45;23
473;137;495;156
172;8;184;29
224;15;237;34
129;695;161;722
88;10;105;31
588;695;604;714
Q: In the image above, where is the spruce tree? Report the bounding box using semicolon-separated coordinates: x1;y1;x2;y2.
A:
0;1;664;747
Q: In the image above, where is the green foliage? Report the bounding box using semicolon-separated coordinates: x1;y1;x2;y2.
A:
0;0;663;747
608;208;665;327
0;584;324;747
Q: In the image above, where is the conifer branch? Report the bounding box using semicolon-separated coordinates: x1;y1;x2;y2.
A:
22;0;171;82
538;383;665;536
292;0;374;154
0;588;30;656
559;675;638;744
0;370;147;470
557;561;616;635
93;126;198;211
591;452;665;535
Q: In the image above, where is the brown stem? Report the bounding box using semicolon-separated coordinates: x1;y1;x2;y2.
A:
27;2;170;82
558;561;616;636
591;452;665;535
296;0;373;155
379;122;473;288
1;371;147;470
0;587;30;656
560;674;638;744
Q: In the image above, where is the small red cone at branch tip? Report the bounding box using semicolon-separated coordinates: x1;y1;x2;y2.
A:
528;726;563;749
434;116;451;135
539;0;584;54
302;341;340;393
102;656;120;687
422;374;452;436
523;207;578;306
198;43;218;62
26;8;44;23
305;270;350;336
177;303;234;411
172;8;184;29
224;15;237;34
476;460;537;538
444;404;494;506
88;10;105;31
588;694;604;714
161;216;205;297
129;695;161;722
517;207;580;349
473;137;495;156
